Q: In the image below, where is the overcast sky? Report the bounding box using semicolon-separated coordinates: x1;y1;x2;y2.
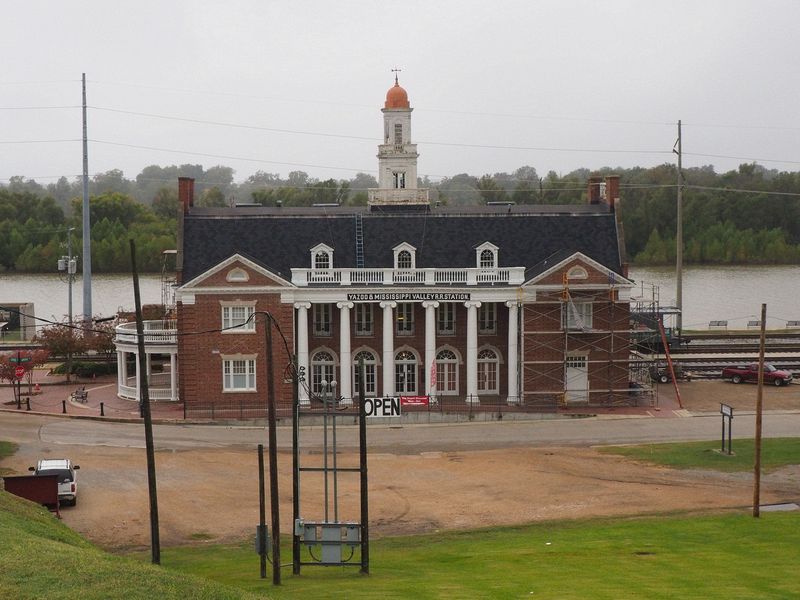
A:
2;0;798;186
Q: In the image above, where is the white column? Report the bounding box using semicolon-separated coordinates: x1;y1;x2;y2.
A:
170;352;178;401
133;350;140;402
506;301;519;405
464;301;481;404
422;301;439;398
295;302;312;406
380;301;396;396
120;350;129;396
337;301;354;406
116;350;124;397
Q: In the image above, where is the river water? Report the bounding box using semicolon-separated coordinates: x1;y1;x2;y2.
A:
1;266;798;331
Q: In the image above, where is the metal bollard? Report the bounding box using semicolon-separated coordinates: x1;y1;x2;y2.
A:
62;400;67;414
26;398;31;411
17;396;21;410
100;402;105;417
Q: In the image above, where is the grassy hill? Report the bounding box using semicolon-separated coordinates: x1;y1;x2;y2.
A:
0;491;260;600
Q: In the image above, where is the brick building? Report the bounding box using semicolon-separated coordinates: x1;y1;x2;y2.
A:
127;79;636;414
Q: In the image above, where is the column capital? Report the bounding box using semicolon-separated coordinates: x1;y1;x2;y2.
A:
421;300;440;309
505;300;520;308
464;300;482;309
379;301;397;309
294;301;312;310
336;301;355;310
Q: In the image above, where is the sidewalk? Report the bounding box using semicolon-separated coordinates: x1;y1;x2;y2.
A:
1;368;184;421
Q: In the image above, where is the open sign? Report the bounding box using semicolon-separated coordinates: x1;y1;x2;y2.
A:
363;397;401;417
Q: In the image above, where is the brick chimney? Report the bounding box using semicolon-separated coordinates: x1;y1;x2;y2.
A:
178;177;195;213
604;175;620;212
587;175;603;205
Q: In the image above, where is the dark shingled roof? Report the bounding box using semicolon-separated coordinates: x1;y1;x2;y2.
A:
181;204;622;284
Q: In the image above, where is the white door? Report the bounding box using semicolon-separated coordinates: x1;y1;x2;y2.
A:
565;355;588;404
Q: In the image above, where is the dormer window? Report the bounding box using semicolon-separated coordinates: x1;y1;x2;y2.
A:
315;252;330;270
397;250;412;269
310;243;334;270
480;249;495;269
475;242;499;269
393;242;416;270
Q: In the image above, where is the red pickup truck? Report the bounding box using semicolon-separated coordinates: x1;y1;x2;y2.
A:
721;363;793;386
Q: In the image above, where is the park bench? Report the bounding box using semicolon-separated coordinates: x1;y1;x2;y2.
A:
746;320;761;329
708;320;728;329
70;386;88;403
787;320;800;329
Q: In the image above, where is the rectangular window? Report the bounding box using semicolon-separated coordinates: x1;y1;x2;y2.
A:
396;303;414;336
223;359;256;391
355;304;373;336
395;363;416;394
394;123;403;146
478;302;496;334
562;301;593;330
436;303;456;335
353;362;376;395
222;305;255;332
314;303;332;336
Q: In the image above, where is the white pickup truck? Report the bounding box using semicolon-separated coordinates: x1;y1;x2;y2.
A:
28;459;81;506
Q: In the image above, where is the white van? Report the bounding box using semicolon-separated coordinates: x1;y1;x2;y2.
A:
29;459;80;506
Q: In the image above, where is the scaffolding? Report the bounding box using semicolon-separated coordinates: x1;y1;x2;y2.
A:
520;272;652;408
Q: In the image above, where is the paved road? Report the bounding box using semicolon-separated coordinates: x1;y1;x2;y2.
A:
2;410;800;453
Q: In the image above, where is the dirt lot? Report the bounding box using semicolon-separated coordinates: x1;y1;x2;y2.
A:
3;380;799;551
661;378;800;412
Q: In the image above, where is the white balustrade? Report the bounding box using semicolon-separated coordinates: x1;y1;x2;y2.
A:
291;266;524;287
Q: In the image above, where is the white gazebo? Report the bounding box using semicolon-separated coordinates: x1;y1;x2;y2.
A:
113;320;179;401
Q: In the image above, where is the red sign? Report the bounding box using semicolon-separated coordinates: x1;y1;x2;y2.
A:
400;395;429;407
14;366;26;380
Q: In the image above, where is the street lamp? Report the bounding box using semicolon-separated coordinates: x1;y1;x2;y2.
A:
57;227;77;383
320;379;338;407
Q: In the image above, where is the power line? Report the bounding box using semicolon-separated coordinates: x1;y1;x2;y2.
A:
0;105;80;110
90;106;377;142
0;139;81;145
90;139;376;174
684;151;800;166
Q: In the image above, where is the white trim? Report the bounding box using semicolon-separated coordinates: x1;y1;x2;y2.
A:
523;252;634;286
179;253;294;290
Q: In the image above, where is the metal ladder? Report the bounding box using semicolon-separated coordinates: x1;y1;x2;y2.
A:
355;213;364;268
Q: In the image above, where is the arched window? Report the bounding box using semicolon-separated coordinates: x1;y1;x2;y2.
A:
480;249;495;269
395;350;417;395
435;349;459;395
567;266;588;280
397;250;412;270
314;251;330;270
311;350;336;396
477;348;500;394
353;350;377;396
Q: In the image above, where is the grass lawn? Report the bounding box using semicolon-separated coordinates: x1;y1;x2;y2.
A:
148;512;800;600
0;470;257;600
0;441;17;475
599;437;800;472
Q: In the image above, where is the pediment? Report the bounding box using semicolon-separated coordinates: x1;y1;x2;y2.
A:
180;254;293;289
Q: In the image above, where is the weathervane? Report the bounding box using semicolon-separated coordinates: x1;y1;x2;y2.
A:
391;67;402;84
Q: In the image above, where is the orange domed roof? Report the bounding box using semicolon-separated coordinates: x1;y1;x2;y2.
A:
385;79;410;109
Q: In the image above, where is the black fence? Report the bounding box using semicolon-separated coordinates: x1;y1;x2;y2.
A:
183;394;575;422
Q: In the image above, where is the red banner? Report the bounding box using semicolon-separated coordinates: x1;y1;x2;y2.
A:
400;395;429;407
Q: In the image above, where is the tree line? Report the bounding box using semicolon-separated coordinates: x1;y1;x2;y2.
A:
2;161;800;272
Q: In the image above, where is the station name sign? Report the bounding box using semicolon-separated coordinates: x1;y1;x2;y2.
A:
346;292;471;302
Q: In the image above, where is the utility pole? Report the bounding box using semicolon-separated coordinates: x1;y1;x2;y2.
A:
130;240;161;564
674;120;683;334
58;227;77;383
753;303;767;518
81;73;92;321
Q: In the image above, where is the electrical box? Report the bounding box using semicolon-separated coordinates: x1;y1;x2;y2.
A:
254;524;269;555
